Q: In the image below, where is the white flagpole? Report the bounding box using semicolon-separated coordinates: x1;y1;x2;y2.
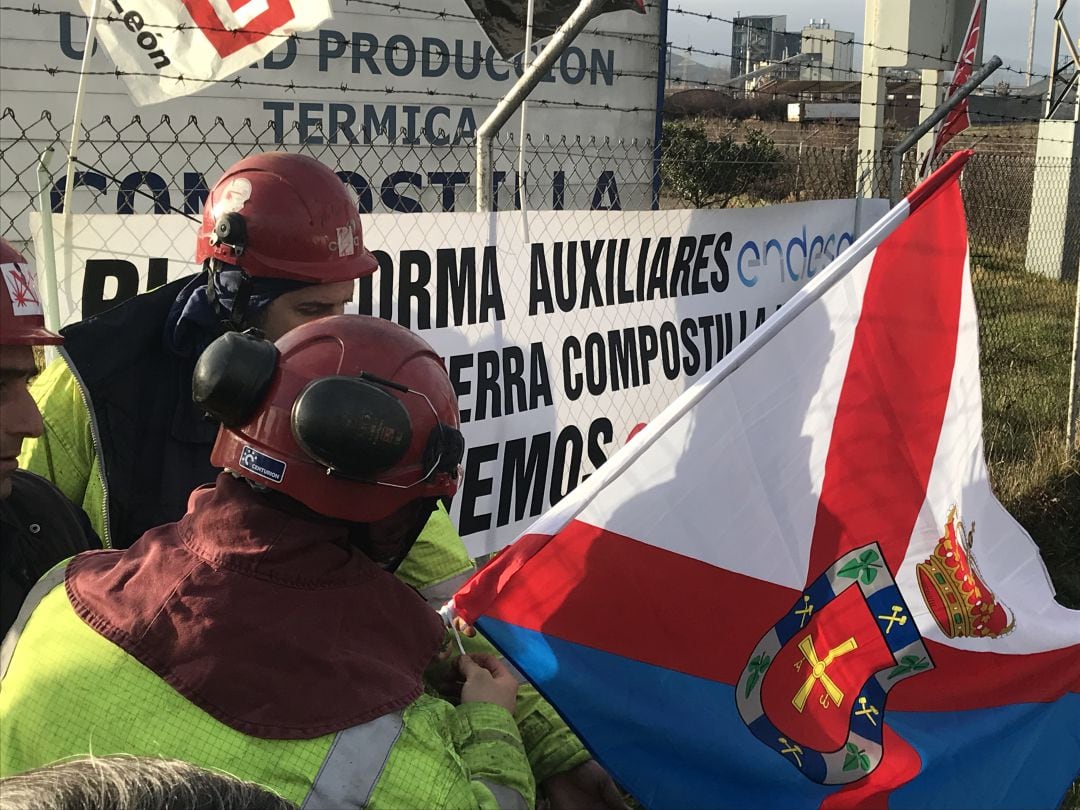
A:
517;0;537;221
61;0;101;297
524;188;914;524
36;146;60;364
1068;265;1080;454
449;153;971;559
444;189;918;612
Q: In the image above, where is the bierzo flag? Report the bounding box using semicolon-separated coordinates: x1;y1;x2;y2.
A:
920;0;985;178
78;0;333;106
448;152;1080;809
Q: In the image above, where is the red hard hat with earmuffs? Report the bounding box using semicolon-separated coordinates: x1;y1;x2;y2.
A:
192;315;463;527
0;238;63;346
196;152;379;283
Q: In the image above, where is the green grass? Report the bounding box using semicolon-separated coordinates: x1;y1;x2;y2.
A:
971;263;1079;810
972;263;1079;607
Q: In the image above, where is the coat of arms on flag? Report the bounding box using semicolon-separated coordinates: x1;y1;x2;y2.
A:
450;152;1080;809
737;543;933;785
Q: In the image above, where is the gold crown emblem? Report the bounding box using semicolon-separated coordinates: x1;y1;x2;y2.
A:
916;506;1014;639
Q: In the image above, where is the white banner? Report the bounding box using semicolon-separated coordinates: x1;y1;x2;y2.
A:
32;199;887;555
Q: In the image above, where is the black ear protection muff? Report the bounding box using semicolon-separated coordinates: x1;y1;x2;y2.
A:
194;333;464;484
192;331;278;426
291;376;414;479
423;421;465;481
291;371;464;485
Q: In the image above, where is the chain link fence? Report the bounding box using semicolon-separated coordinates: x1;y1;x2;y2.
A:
952;153;1078;492
2;108;1077;490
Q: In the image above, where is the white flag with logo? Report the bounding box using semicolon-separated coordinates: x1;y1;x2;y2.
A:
78;0;333;106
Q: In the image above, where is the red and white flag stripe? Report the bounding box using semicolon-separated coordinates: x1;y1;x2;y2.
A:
453;147;1079;690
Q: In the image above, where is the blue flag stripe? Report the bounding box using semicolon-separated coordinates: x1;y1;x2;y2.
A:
478;617;1080;810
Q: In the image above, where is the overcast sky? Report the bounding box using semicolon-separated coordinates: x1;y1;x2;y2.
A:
665;0;1078;81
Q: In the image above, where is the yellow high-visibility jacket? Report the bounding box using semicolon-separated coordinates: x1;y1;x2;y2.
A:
20;354;589;785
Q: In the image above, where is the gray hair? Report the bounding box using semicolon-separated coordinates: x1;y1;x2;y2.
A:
0;755;298;810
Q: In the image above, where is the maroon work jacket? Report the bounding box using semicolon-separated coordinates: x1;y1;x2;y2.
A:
66;472;445;740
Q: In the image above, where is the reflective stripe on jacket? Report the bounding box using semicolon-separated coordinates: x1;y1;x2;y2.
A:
0;574;534;810
20;353;591;784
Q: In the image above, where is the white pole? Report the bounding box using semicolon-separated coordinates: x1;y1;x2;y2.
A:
61;0;101;291
449;188;918;571
744;23;751;96
517;0;536;218
475;0;606;211
1026;0;1039;86
35;147;60;365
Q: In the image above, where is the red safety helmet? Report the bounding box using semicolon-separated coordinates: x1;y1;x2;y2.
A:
194;314;463;523
196;153;379;283
0;238;62;346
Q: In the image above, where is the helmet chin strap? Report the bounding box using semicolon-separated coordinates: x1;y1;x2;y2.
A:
205;259;257;332
347;497;439;573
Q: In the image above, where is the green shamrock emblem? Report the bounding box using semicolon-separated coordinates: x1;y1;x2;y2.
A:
744;653;772;698
837;549;883;585
843;742;872;772
887;654;931;680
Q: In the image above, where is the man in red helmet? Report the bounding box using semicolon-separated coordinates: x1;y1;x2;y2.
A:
0;238;99;637
1;315;534;808
18;153;624;806
20;153;378;550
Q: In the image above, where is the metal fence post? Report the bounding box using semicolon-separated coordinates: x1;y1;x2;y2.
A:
475;0;607;212
889;56;1003;205
476;135;493;213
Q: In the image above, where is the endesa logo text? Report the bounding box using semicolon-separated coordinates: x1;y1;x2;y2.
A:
735;226;854;288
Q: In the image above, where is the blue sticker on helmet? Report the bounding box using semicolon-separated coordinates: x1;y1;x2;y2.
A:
239;445;287;483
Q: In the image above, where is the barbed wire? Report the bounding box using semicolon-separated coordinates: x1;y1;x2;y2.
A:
0;15;1054;104
0;1;949;92
0;108;664;159
1;2;1072;146
661;40;1058;91
0;64;655;113
346;0;1071;91
664;6;1059;83
4;0;1072;129
6;62;1070;146
6;1;1069;89
0;2;660;64
649;63;1039;96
